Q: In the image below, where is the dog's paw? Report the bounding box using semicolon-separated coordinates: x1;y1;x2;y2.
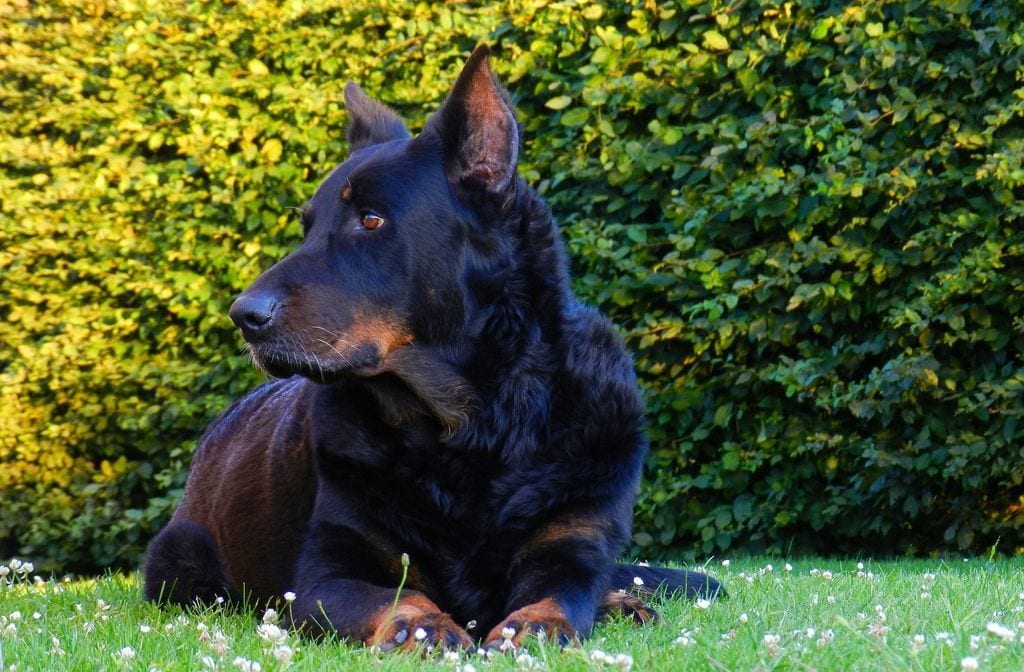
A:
483;598;576;650
598;590;660;625
369;597;472;653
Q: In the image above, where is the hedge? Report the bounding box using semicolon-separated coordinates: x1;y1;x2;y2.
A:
1;0;1022;571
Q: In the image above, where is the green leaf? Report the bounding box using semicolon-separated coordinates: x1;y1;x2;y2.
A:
811;18;833;40
560;108;590;127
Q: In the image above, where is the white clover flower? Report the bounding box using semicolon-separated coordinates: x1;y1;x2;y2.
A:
283;591;296;602
868;622;889;640
961;656;979;672
0;567;8;579
232;657;261;672
987;622;1015;641
632;576;644;587
785;563;793;572
821;570;833;580
695;598;711;610
721;559;730;567
501;626;516;640
8;612;20;622
910;634;925;654
262;608;279;624
763;633;781;655
272;644;295;666
140;624;152;633
117;646;136;661
461;665;477;672
211;628;230;656
257;623;287;646
739;612;749;624
826;595;835;604
20;563;33;575
413;627;428;641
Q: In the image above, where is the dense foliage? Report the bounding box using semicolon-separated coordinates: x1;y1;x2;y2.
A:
1;0;1022;571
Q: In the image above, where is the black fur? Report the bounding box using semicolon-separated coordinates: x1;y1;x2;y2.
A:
143;520;236;606
144;45;723;650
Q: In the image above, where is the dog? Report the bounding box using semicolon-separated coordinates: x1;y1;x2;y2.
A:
143;45;723;651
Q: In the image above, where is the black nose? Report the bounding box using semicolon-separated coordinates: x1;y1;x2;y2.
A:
229;292;278;339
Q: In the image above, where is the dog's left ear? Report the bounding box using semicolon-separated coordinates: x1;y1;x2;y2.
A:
428;45;519;204
344;82;411;152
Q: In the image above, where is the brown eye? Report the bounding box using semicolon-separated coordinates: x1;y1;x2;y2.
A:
360;213;384;230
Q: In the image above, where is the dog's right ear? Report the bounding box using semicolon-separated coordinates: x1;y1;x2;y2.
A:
344;82;410;152
427;45;520;207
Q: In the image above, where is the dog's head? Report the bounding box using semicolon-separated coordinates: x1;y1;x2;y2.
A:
229;46;523;382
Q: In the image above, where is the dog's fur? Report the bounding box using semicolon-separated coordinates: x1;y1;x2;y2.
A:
143;46;722;651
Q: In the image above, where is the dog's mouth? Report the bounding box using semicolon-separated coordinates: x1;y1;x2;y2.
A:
245;340;390;383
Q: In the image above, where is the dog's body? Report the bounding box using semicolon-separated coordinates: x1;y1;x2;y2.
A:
144;46;722;650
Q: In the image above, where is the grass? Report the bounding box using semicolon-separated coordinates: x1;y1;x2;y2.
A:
2;557;1023;671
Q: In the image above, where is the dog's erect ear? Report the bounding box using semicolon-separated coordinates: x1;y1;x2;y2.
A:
344;82;410;152
429;45;519;203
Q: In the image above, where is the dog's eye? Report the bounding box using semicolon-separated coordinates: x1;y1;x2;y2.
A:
360;212;385;231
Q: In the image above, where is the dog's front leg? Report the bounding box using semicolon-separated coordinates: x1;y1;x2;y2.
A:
290;522;471;652
483;511;617;649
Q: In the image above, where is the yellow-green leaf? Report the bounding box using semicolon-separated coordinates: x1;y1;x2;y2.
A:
248;59;270;76
703;30;729;51
545;95;572;110
261;138;283;163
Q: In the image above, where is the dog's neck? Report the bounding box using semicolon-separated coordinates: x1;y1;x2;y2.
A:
359;185;572;456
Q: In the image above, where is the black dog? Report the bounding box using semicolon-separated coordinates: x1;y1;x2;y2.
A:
144;45;722;651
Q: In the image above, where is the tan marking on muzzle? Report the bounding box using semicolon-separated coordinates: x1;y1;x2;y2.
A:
337;313;413;357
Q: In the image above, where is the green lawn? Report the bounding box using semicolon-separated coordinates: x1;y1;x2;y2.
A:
1;557;1022;671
